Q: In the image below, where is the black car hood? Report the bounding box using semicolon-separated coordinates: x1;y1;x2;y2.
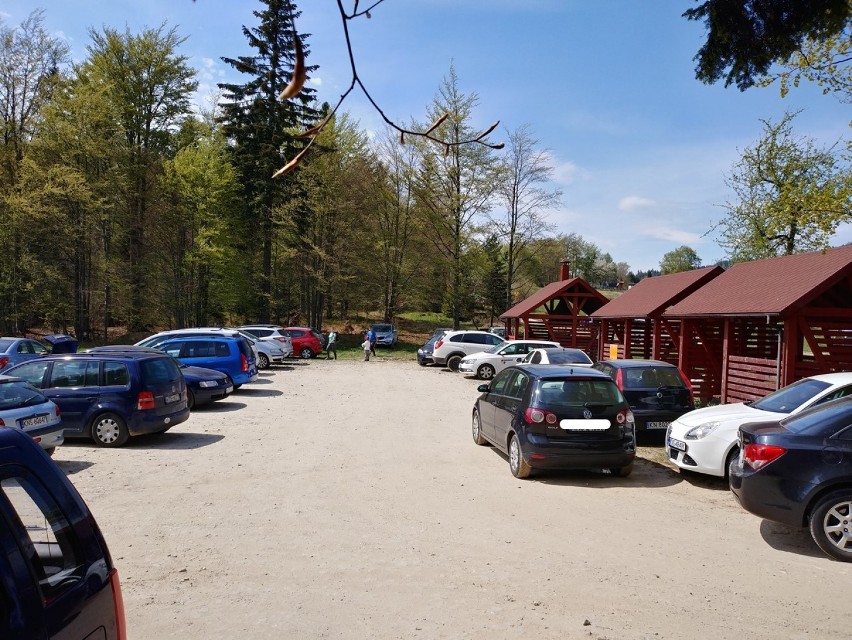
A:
181;365;228;381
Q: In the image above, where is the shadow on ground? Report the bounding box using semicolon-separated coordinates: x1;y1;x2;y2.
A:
759;519;825;560
486;447;683;488
53;459;95;475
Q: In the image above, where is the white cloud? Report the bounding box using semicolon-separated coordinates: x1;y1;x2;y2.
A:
642;226;703;245
310;76;322;86
618;196;656;212
550;159;586;185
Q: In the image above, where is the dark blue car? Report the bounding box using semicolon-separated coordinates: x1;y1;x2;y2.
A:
730;396;852;562
5;352;189;447
86;346;233;409
0;427;126;638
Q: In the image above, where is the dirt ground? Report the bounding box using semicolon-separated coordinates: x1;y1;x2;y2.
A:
54;358;851;640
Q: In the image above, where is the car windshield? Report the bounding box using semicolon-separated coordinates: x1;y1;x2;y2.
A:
484;344;504;355
535;378;623;407
547;351;593;365
750;378;831;413
0;380;47;409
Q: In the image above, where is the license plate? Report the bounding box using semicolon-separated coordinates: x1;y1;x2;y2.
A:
646;421;670;430
21;415;49;429
667;436;687;452
165;393;180;403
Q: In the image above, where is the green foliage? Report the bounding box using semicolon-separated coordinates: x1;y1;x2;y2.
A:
717;111;852;261
684;0;852;89
660;246;702;274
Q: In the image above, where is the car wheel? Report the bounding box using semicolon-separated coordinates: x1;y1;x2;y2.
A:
418;359;428;367
91;412;129;447
300;347;314;359
724;446;739;479
808;490;852;562
187;389;196;410
610;462;634;477
234;384;242;390
472;408;488;445
508;433;531;479
258;353;270;369
477;364;496;380
446;354;463;371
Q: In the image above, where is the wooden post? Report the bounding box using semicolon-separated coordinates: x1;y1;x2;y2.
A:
721;318;731;403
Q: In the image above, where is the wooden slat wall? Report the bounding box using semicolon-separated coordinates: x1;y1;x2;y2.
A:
724;355;778;403
683;320;724;403
795;319;852;378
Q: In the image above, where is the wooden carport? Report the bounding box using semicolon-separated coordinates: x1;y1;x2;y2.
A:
663;245;852;404
591;266;724;366
499;260;609;355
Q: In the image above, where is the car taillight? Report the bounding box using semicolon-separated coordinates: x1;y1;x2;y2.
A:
54;404;60;417
677;368;694;402
742;443;786;471
275;337;288;343
524;407;558;425
0;418;5;426
616;408;634;425
137;391;155;410
435;340;444;349
614;368;624;391
0;356;7;369
109;568;128;640
241;354;248;372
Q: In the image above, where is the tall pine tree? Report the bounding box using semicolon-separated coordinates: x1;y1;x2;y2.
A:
218;0;320;322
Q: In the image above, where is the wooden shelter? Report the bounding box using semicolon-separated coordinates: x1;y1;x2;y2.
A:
591;266;724;369
499;259;609;354
663;245;852;404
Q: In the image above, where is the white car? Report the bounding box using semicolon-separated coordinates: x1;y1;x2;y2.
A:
458;340;560;380
521;347;594;367
431;330;506;371
666;372;852;477
0;375;63;455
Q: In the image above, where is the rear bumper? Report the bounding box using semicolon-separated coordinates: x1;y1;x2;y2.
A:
522;432;635;471
33;429;64;450
128;406;190;436
729;461;810;527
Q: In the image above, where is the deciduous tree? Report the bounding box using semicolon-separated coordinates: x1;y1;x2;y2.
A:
716;112;852;261
660;246;702;274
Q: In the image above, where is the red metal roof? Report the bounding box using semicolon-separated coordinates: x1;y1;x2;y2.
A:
500;277;608;319
664;245;852;317
591;266;724;319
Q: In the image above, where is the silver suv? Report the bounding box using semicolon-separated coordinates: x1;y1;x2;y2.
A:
431;330;505;371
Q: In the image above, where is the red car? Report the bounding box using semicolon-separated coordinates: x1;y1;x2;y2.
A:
283;327;324;359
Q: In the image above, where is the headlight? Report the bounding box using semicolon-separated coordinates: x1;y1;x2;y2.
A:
685;421;720;439
199;380;219;388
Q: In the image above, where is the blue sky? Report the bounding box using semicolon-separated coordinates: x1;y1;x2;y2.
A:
8;0;852;271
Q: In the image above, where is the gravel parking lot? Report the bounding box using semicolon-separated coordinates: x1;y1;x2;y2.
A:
54;358;852;639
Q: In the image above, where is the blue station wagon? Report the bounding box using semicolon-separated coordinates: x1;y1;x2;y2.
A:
155;336;258;388
5;352;189;447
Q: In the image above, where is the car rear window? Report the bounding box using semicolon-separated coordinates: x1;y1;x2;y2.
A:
0;380;46;409
621;366;684;389
781;399;852;435
537;379;623;407
141;357;181;385
0;339;12;349
548;351;593;365
236;338;252;358
1;474;85;601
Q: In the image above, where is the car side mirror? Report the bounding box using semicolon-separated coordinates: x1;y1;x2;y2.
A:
477;384;490;393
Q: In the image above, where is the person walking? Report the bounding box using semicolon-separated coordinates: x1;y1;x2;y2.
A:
367;327;377;357
325;329;338;360
361;335;371;361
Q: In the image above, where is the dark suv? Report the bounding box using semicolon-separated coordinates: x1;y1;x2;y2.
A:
5;352;189;447
0;428;126;638
592;359;694;434
472;364;636;478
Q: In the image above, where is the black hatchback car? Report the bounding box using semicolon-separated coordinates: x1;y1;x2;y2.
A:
0;428;126;638
472;365;636;478
592;359;694;433
730;396;852;562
